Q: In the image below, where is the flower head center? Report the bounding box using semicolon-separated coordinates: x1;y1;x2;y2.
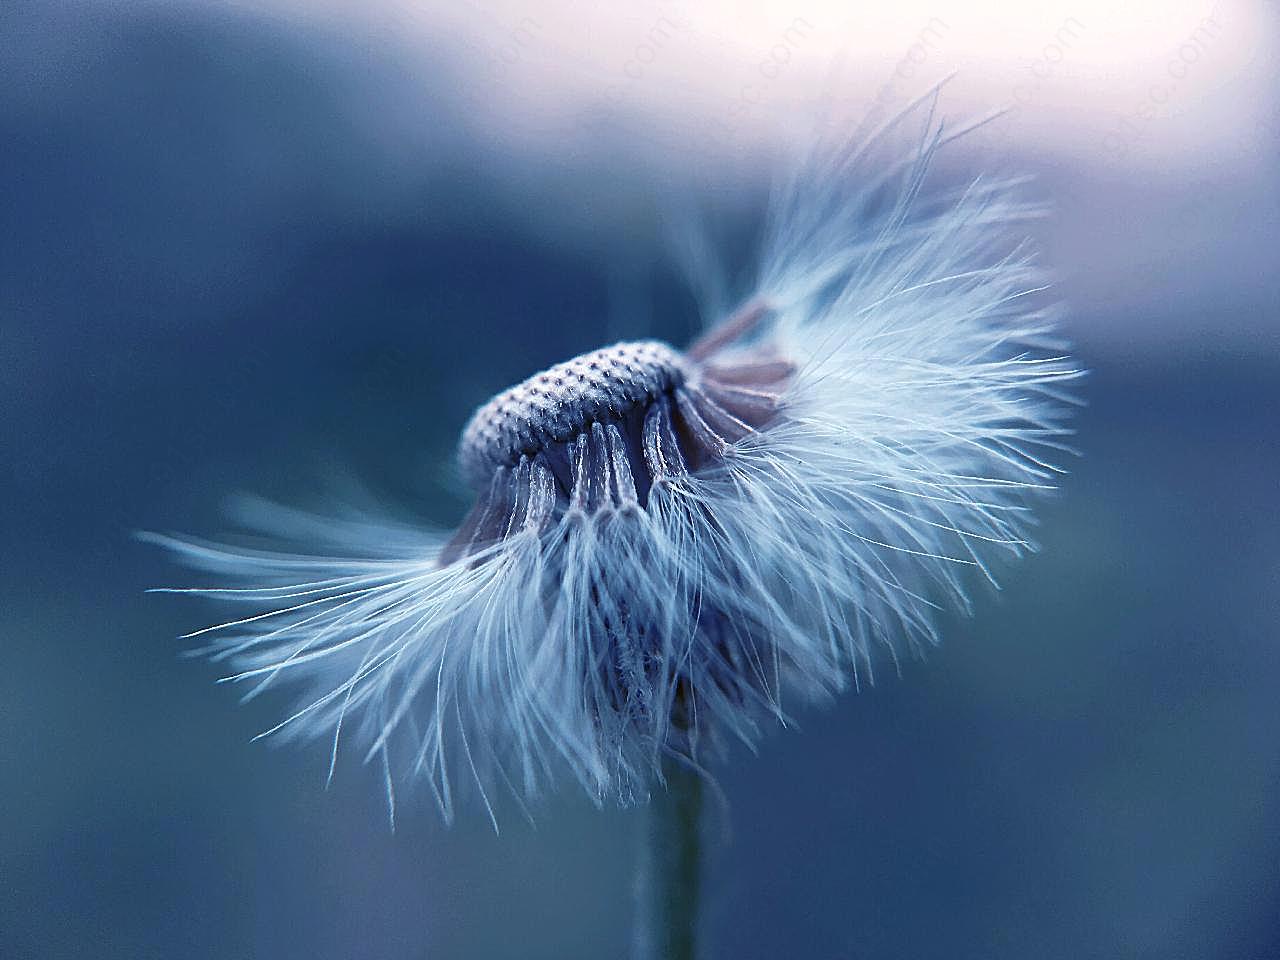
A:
459;341;688;487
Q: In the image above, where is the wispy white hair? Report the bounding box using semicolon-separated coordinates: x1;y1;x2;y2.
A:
148;88;1080;828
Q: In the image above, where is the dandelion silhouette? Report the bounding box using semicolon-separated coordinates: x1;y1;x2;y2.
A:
147;86;1079;957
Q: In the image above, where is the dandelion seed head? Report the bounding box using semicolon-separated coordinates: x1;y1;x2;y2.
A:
148;90;1082;827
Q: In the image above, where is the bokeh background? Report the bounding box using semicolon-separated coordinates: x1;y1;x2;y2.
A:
3;1;1278;958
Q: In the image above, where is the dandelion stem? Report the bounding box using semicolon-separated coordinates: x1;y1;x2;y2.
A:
634;753;703;960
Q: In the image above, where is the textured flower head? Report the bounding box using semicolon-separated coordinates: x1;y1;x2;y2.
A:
149;94;1080;827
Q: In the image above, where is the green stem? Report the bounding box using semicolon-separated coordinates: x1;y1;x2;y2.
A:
634;753;703;960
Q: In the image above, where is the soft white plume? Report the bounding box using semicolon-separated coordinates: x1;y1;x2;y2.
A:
148;87;1081;828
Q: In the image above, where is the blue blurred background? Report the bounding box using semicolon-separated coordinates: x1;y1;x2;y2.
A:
3;1;1278;958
